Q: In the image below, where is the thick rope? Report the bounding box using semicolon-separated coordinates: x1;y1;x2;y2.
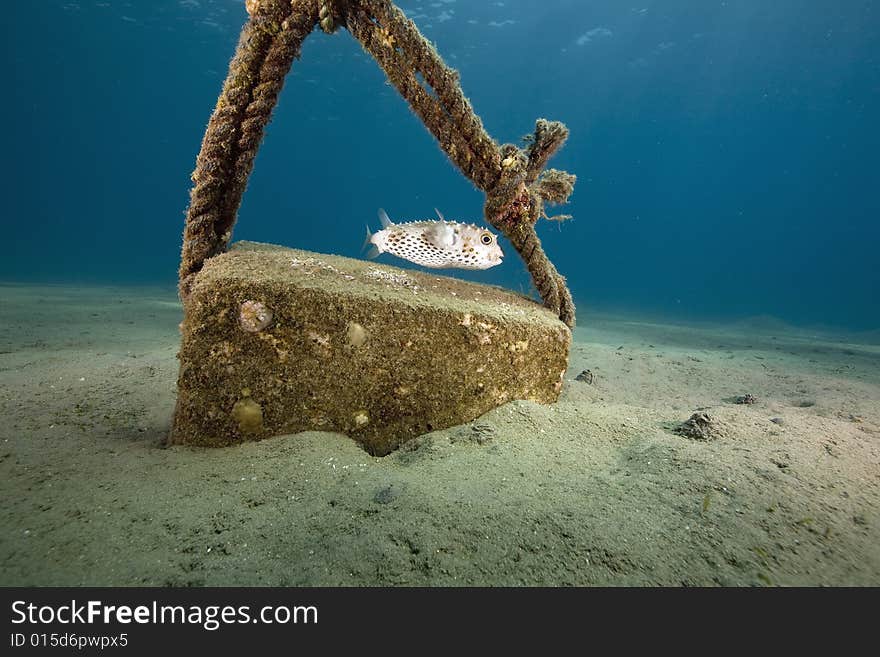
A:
484;120;577;325
319;0;340;33
346;3;576;325
179;0;319;299
346;3;501;190
362;0;503;188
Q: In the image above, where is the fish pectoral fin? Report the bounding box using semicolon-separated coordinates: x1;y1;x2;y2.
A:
365;245;381;260
424;223;456;249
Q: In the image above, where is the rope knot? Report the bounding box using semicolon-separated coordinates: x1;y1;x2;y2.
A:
484;145;532;230
487;131;577;231
529;168;576;223
481;121;577;326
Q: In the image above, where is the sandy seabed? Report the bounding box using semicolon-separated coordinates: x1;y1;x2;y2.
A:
0;284;878;586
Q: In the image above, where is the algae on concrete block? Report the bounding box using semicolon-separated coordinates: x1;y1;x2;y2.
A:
171;242;571;455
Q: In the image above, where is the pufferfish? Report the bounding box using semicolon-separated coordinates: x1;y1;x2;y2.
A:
364;209;504;270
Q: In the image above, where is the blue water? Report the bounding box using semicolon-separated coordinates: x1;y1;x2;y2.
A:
5;0;879;330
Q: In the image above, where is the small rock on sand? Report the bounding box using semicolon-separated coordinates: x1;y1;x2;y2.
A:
674;412;717;441
452;422;496;445
575;369;595;384
373;485;402;505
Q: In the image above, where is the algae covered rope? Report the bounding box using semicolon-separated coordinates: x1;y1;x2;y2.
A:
180;0;577;326
345;3;501;191
484;120;577;326
366;0;504;187
346;2;577;326
179;0;319;299
319;0;341;33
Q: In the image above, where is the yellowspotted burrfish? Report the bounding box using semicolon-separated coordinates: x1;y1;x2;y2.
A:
364;209;504;270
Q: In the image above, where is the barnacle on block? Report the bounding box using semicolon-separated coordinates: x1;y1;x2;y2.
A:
232;397;263;435
239;300;273;332
345;322;368;348
307;330;331;350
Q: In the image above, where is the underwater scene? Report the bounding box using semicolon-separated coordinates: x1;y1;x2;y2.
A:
2;0;879;586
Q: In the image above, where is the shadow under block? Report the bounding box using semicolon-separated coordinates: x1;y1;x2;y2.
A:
170;242;571;455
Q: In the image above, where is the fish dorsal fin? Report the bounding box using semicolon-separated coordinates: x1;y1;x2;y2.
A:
378;208;393;229
434;207;446;222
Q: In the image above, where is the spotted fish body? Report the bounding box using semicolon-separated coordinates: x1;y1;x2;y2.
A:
365;209;504;270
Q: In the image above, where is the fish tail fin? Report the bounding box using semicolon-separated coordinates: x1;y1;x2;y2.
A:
362;224;373;252
378;208;393;229
363;224;381;259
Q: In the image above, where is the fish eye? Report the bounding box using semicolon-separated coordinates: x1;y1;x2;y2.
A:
480;233;493;245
